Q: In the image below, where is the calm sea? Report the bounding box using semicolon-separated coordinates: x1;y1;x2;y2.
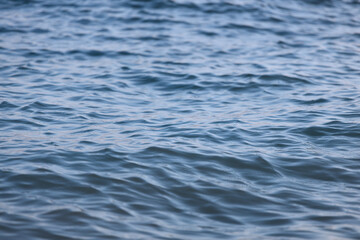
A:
1;0;360;239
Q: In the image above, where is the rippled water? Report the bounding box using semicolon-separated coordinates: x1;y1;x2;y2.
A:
1;0;360;239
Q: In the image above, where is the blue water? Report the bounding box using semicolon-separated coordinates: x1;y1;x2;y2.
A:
1;0;360;239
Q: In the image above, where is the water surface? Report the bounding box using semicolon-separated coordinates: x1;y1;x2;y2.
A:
1;0;360;239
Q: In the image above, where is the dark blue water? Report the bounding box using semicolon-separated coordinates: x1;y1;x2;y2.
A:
1;0;360;239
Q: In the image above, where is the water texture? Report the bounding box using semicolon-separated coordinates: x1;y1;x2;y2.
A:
1;0;360;239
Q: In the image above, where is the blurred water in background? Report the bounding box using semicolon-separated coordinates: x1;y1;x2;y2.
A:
0;0;360;239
